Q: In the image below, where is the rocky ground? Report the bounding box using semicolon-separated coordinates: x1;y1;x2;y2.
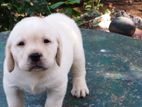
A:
80;1;142;40
110;1;142;29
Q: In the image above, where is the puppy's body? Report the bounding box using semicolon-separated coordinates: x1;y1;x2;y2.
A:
3;13;89;107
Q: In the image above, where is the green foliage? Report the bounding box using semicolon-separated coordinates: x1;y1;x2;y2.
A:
0;0;81;31
84;0;103;11
0;0;109;31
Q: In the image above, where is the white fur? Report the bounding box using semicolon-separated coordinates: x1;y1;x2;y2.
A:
3;13;89;107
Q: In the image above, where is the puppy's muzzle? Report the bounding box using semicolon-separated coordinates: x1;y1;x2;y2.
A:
28;52;46;70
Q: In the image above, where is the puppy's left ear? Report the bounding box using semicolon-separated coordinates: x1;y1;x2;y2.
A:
4;43;15;72
56;36;62;66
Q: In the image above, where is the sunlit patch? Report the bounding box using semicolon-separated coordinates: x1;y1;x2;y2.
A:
100;49;107;53
93;12;111;29
104;72;125;79
129;64;142;79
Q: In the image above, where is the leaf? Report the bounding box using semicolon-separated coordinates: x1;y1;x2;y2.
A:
25;0;30;2
49;2;64;9
64;8;80;17
66;0;80;4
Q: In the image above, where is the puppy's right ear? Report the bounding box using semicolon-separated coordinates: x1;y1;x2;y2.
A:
56;36;62;67
5;43;14;72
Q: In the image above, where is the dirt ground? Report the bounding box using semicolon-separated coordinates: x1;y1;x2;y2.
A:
112;2;142;18
105;2;142;39
81;1;142;39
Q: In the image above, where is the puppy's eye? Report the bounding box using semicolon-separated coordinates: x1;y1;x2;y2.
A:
43;39;50;44
17;41;25;46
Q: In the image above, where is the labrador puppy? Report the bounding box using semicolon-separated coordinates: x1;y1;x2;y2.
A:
3;13;89;107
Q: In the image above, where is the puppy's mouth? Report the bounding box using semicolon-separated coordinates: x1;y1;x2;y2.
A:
29;63;47;71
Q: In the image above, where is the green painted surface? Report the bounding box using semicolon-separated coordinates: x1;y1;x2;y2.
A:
0;29;142;107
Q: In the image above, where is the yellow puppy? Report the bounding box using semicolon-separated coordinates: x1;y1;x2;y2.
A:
3;13;89;107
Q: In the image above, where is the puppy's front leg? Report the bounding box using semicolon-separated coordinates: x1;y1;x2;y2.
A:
71;44;89;98
4;85;24;107
45;82;67;107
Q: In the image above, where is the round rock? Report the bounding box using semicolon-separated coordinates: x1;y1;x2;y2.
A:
109;17;136;36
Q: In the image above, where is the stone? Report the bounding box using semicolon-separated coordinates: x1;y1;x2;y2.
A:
109;17;136;36
0;29;142;107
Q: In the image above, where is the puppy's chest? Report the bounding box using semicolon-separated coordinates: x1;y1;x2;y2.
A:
19;78;47;94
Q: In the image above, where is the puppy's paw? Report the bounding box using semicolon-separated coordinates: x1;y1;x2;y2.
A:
71;77;89;98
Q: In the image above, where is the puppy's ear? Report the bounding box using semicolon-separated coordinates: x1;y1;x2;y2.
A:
56;37;62;66
5;43;14;72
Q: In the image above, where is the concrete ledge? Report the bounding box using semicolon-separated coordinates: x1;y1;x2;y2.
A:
0;29;142;107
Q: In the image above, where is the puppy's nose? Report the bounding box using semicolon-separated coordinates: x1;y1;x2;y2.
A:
29;52;42;62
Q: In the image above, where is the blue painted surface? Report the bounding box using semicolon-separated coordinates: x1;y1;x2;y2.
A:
0;29;142;107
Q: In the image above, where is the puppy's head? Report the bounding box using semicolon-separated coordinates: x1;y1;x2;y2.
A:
5;17;62;72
